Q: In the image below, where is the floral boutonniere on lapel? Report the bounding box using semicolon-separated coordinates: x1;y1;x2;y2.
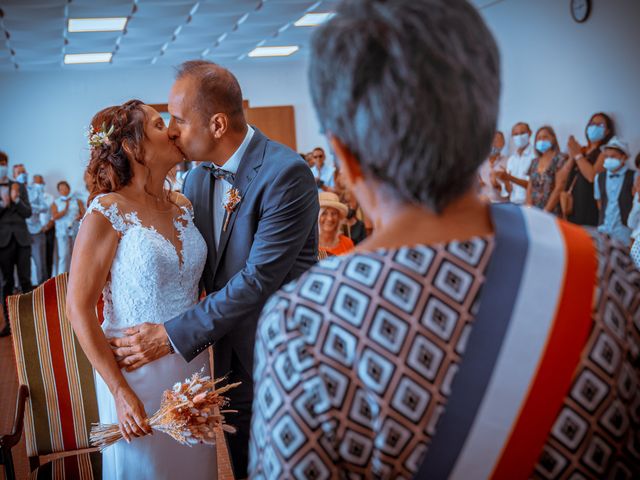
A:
222;188;242;232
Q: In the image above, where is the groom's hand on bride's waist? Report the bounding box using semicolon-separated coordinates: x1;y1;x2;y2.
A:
109;323;173;372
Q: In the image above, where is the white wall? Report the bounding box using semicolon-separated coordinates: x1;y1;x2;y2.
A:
2;0;639;195
0;59;328;194
480;0;640;156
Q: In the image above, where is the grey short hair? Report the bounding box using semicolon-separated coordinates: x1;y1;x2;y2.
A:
309;0;500;212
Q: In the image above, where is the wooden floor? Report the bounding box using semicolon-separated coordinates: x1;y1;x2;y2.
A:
0;319;29;480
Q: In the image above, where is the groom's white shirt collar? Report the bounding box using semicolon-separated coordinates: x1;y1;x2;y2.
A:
217;125;254;174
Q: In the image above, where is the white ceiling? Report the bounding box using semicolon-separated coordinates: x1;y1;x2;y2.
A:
0;0;502;72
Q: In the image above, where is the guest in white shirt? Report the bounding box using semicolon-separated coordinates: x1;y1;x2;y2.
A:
310;147;336;192
27;174;54;285
478;131;508;202
496;122;535;204
51;180;85;274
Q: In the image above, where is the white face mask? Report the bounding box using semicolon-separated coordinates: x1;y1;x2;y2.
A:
603;157;623;172
513;133;530;149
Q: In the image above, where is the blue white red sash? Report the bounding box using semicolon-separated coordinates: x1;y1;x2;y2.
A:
416;204;597;479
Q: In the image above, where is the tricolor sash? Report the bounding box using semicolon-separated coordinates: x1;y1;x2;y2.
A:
415;204;597;479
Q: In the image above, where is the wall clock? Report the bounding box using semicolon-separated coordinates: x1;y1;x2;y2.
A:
571;0;591;23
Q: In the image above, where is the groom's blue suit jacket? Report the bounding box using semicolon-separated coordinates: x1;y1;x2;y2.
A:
165;128;319;377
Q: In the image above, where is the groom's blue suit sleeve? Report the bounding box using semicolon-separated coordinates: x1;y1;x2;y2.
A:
165;161;319;362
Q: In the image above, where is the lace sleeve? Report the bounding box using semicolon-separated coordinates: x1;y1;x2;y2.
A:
84;194;129;235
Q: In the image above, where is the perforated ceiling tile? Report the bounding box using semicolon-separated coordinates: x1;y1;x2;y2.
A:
0;0;495;71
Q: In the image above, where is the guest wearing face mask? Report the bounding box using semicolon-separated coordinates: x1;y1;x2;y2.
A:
526;126;568;215
496;122;535;204
562;113;615;225
27;174;54;285
594;137;636;247
51;180;85;275
0;152;32;337
479;131;508;202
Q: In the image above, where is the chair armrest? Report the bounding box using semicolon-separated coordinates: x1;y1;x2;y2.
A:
0;385;29;449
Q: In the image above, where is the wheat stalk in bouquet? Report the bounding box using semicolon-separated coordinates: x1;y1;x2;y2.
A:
90;369;241;450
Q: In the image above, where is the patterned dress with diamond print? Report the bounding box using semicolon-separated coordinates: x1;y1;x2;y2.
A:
248;204;640;479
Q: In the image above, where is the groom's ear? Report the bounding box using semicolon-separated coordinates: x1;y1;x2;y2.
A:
208;113;228;139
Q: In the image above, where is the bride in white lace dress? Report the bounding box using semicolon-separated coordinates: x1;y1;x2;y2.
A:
67;100;216;479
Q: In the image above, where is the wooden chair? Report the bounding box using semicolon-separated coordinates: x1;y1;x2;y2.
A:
2;274;101;479
2;273;236;480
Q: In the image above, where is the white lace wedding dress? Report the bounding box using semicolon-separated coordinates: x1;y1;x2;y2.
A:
84;194;217;480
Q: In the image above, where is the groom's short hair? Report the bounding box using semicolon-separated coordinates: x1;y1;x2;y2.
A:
175;60;245;132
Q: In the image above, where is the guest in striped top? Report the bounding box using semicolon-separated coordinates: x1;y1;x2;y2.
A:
248;0;640;479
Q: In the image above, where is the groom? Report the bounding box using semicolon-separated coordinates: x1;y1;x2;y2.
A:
112;60;319;477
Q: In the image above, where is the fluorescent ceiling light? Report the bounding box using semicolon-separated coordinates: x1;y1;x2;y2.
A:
248;46;299;58
64;52;113;64
68;17;128;33
294;12;334;27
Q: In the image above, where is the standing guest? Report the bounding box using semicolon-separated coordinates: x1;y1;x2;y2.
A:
628;153;640;267
594;137;636;247
563;113;614;225
496;122;535;204
12;163;27;184
51;180;85;274
249;1;640;478
318;192;355;258
478;131;508;202
311;147;336;192
0;151;32;337
26;174;53;285
526;126;568;215
343;190;368;244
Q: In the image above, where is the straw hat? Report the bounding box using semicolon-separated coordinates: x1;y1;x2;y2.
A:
319;192;348;217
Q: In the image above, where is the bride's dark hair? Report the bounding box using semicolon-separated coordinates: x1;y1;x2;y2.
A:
86;99;149;204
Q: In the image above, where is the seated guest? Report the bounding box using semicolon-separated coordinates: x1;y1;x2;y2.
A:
318;192;354;258
564;113;615;225
496;121;535;204
310;147;336;192
51;180;85;274
594;137;636;247
526;126;568;215
249;1;640;478
478;131;508;202
0;151;32;337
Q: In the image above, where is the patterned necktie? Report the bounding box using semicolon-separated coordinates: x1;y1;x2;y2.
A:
206;164;235;183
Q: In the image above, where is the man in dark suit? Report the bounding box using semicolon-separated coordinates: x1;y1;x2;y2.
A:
0;151;32;337
112;61;319;477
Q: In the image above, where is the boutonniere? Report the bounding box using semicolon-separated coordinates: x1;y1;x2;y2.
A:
222;188;242;232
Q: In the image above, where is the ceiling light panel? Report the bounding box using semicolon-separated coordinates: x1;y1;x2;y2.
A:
294;12;334;27
68;17;128;33
64;52;113;64
248;45;299;57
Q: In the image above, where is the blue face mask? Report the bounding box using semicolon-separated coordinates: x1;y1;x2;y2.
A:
0;166;7;179
587;124;605;142
33;183;45;193
17;172;28;184
603;157;623;172
536;140;553;153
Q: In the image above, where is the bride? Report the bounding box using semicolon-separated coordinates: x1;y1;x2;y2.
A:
66;100;216;479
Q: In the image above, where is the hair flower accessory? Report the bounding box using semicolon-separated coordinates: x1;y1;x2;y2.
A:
222;188;242;232
87;123;115;149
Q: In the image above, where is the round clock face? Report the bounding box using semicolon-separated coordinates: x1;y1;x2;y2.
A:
571;0;591;23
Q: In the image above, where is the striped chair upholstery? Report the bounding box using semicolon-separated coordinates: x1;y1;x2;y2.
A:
8;273;100;479
28;452;101;480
